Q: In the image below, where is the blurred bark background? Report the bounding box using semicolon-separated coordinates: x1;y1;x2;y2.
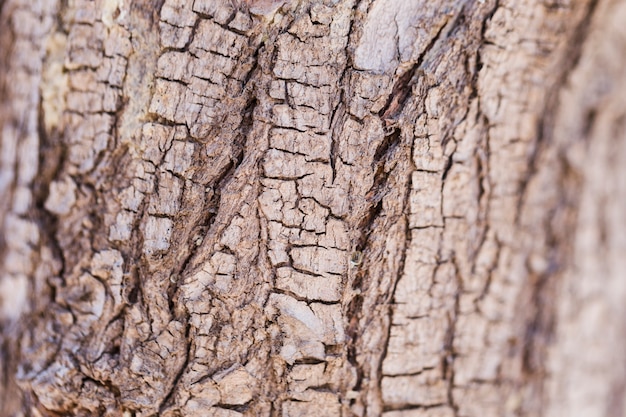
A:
0;0;624;416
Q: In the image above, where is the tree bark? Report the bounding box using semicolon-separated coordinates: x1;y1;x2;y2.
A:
0;0;625;416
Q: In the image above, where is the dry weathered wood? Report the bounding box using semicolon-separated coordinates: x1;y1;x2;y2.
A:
0;0;625;416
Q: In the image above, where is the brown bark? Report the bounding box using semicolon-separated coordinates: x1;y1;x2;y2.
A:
0;0;625;416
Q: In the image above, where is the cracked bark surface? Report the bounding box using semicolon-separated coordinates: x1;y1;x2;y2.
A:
0;0;625;416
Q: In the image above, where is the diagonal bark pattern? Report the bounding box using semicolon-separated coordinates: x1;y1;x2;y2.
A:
0;0;625;416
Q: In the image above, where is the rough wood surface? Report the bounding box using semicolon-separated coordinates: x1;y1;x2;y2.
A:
0;0;624;416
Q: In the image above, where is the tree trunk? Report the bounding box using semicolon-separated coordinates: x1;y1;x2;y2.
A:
1;0;625;416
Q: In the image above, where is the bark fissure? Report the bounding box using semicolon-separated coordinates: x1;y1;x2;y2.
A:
2;0;625;416
512;1;601;411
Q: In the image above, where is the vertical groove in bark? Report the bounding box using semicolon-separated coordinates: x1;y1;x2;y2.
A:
0;0;62;414
512;1;602;414
542;1;626;415
0;0;624;416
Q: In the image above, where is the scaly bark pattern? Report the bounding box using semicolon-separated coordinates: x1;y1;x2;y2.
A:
1;0;624;416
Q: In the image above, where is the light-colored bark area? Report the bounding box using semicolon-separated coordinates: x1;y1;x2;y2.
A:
544;2;626;416
0;0;624;416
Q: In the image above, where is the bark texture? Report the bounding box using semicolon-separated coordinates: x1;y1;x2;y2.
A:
0;0;624;416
